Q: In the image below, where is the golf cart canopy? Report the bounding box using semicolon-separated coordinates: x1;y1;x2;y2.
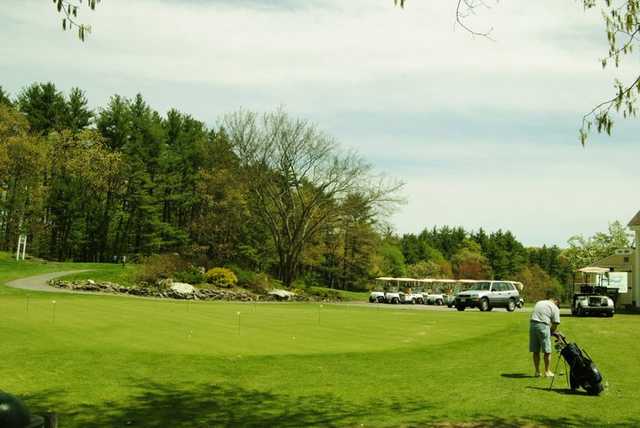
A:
578;267;610;274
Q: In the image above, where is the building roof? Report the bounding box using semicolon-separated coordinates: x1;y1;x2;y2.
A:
628;210;640;227
589;253;635;272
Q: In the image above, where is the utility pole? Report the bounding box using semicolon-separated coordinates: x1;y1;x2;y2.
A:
16;234;27;261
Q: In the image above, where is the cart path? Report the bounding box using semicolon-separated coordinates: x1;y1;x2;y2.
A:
5;270;92;293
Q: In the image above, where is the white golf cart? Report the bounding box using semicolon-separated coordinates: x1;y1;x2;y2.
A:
369;277;425;304
369;277;389;303
571;267;617;317
425;279;454;305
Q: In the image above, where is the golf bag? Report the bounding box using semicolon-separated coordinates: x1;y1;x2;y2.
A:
554;333;604;395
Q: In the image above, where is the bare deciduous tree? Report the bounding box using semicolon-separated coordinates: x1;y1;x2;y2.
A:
224;109;403;287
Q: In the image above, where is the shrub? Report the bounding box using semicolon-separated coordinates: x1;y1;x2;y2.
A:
248;273;272;293
174;265;206;284
136;254;187;284
228;265;274;293
205;267;238;288
307;287;341;300
228;265;255;286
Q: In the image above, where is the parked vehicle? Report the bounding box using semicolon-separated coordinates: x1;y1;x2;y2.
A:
445;279;475;308
369;277;523;310
369;291;386;303
399;291;424;304
454;280;521;312
426;292;445;305
384;290;401;304
571;292;615;317
445;294;456;308
569;266;618;317
370;277;426;304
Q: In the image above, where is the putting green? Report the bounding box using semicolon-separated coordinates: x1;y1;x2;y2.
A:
1;260;639;427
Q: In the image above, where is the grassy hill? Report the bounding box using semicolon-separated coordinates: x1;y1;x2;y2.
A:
1;256;639;427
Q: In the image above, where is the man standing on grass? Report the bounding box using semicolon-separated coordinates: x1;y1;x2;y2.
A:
530;296;561;377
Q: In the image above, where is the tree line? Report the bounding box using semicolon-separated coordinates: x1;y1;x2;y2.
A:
0;82;631;296
0;82;402;289
392;222;633;300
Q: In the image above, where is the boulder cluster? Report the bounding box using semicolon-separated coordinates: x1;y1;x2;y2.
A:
48;279;327;302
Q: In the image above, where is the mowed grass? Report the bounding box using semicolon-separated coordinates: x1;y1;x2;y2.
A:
1;258;640;427
57;263;139;287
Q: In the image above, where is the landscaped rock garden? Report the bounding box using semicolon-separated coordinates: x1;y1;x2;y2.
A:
48;278;341;302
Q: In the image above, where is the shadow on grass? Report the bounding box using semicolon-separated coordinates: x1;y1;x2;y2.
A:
19;381;638;428
526;386;592;396
411;415;640;428
500;373;535;379
21;382;428;427
501;373;565;379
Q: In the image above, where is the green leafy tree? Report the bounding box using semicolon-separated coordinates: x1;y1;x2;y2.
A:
473;229;527;279
17;82;67;134
0;87;12;106
516;264;564;302
63;87;93;132
418;226;467;260
451;239;493;280
407;260;444;279
374;241;407;278
224;109;402;287
564;220;633;271
334;193;380;290
0;105;47;252
527;245;573;288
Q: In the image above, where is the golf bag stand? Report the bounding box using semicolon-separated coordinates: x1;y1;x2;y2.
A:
549;332;604;396
548;343;569;391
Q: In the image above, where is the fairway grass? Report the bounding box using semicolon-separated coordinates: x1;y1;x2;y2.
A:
1;258;640;427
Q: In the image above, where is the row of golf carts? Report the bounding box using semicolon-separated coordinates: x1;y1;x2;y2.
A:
368;277;525;311
369;268;619;316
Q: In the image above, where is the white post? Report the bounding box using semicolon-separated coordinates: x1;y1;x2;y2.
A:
16;235;21;261
634;228;640;308
15;235;27;261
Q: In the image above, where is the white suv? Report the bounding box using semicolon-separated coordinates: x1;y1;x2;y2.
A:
454;281;521;312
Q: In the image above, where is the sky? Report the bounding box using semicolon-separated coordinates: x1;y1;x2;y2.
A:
1;0;639;246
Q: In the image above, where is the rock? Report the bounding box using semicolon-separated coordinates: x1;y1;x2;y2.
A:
87;279;96;285
268;289;296;300
158;278;173;289
170;282;195;295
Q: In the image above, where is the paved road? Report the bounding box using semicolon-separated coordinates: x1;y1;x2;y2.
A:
340;301;532;312
5;270;91;293
342;301;573;315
